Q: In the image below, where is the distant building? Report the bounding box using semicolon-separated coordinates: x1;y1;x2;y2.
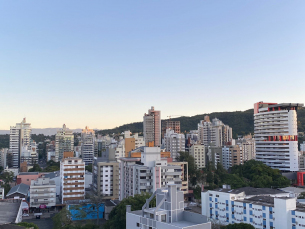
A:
143;106;161;147
19;161;28;173
9;118;31;168
119;147;186;200
92;158;119;199
254;102;303;171
162;120;180;137
0;148;8;169
55;124;74;162
222;145;244;170
17;172;44;186
60;155;85;203
163;129;185;160
30;177;56;208
0;188;4;199
189;144;206;169
81;126;95;165
208;146;222;168
126;185;211;229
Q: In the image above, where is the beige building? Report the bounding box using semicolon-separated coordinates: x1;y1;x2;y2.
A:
189;144;206;169
30;177;56;208
60;156;85;203
222;145;244;170
168;161;188;195
143;106;161;147
92;158;119;199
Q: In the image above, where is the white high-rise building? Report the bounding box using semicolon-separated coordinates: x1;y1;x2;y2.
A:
9;118;32;168
163;129;185;160
81;126;95;165
55;124;74;162
254;102;303;172
198;116;232;147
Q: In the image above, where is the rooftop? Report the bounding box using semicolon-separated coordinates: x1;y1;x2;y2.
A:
212;187;287;196
0;201;21;225
18;172;40;176
44;171;60;179
7;183;30;197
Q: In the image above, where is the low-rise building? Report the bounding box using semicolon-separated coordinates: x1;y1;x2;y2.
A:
0;200;23;225
6;183;30;199
30;177;56;208
200;186;303;229
126;184;211;229
17;172;44;186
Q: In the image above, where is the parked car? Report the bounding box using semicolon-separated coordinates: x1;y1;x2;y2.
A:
184;207;192;210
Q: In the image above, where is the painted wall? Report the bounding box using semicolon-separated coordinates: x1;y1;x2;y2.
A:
68;203;105;221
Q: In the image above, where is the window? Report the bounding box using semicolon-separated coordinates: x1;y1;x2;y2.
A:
136;223;140;227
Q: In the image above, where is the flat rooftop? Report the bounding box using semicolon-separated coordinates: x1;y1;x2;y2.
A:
212;187;287;196
0;201;21;225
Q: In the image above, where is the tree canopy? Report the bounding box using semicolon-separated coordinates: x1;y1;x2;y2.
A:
103;192;156;229
221;223;255;229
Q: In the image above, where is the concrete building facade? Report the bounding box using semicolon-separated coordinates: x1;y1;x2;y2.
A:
30;177;56;208
189;144;206;169
55;124;74;162
143;106;161;147
254;102;303;171
163;129;185;160
126;185;211;229
60;157;85;203
92;158;119;199
81;126;95;165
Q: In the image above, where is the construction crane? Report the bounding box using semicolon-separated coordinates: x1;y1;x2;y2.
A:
167;115;183;120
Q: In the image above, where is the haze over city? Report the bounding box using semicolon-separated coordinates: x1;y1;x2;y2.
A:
1;0;304;130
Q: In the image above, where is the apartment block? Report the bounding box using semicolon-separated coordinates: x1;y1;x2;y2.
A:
143;106;161;147
222;145;244;170
60;156;85;203
55;124;74;162
208;146;222;169
163;129;185;160
189;144;206;169
126;185;211;229
81;126;95;165
92;158;119;199
9;118;31;168
30;177;56;208
119;147;186;200
0;148;8;169
254;102;303;171
162;120;180;137
168;161;188;195
201;186;305;229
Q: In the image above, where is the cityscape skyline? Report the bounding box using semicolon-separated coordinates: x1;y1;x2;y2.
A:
1;0;304;129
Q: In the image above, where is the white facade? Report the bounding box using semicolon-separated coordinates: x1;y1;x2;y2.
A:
30;177;56;208
127;185;211;229
189;144;206;168
60;157;85;203
0;148;8;169
55;124;74;162
201;186;305;229
0;187;4;199
119;147;185;200
163;129;185;161
9;118;31;168
254;102;303;172
81;126;95;165
301;142;305;152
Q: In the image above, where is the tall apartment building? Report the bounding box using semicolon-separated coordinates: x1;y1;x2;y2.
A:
30;177;56;208
92;157;119;199
163;129;185;160
20;140;38;166
254;102;303;171
189;144;206;169
143;106;161;147
60;155;85;203
162;120;180;138
55;124;74;162
222;145;243;170
208;146;222;168
198;116;232;147
236;138;256;161
119;147;186;200
9;118;32;168
81;126;95;165
0;148;8;169
201;186;305;229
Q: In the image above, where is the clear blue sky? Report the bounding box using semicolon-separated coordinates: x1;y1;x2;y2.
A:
0;0;304;129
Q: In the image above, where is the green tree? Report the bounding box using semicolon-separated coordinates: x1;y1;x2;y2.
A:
17;222;39;229
103;192;156;229
0;166;3;173
85;164;92;172
0;171;14;184
28;164;42;172
52;206;73;229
